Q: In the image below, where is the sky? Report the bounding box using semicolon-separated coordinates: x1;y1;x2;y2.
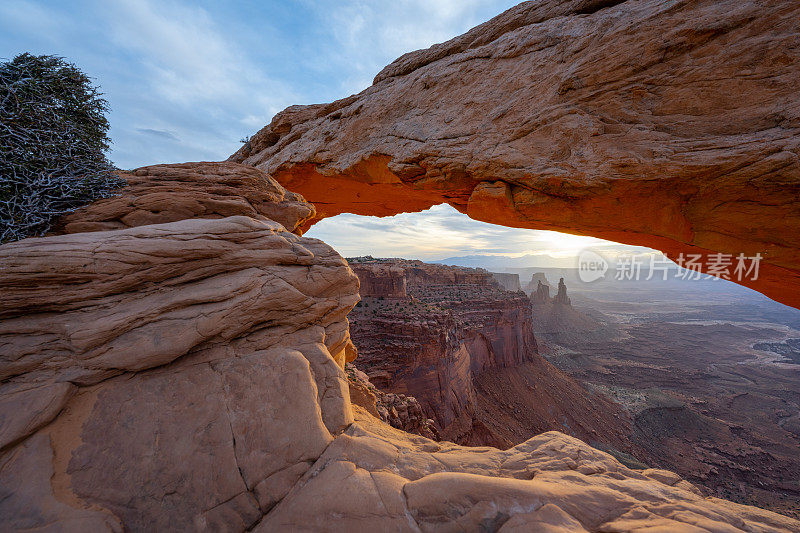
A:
308;204;655;263
0;0;652;263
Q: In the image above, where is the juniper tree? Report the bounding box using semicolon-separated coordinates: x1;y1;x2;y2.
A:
0;53;125;242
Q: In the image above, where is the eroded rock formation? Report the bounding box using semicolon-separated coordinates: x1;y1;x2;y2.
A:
1;163;798;530
0;163;359;530
349;258;535;444
345;362;438;440
347;258;639;452
231;0;800;309
532;280;552;304
554;277;572;305
54;161;315;235
524;272;553;296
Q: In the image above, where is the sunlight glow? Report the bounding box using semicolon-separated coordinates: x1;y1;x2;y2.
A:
305;204;655;265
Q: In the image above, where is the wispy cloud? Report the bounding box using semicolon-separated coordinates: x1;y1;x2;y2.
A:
136;128;179;141
310;0;517;93
0;0;517;167
97;0;297;166
1;0;302;168
305;204;645;261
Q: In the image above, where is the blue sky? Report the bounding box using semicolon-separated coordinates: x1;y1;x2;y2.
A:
1;0;650;262
1;0;520;169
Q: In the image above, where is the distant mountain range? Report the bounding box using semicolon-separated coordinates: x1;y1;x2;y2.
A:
431;254;579;270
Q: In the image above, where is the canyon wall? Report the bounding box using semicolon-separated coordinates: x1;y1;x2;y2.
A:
347;258;636;452
231;0;800;309
348;258;534;444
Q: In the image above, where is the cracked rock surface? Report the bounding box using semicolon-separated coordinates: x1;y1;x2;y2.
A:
231;0;800;309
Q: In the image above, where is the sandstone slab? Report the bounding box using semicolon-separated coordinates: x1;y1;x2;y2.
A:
256;408;800;532
55;161;315;235
0;211;359;530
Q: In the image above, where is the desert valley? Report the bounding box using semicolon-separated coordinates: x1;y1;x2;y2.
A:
2;0;800;531
343;258;800;518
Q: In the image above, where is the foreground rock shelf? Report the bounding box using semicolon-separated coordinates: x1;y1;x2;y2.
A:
261;408;800;532
1;162;798;531
231;0;800;308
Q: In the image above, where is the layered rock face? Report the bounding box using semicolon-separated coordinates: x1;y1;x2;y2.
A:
345;363;438;440
348;258;536;444
347;258;637;452
231;0;800;309
2;164;799;531
348;256;409;298
0;163;359;530
54;161;315;235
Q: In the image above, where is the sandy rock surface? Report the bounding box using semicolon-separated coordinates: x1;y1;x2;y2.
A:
0;164;358;530
55;161;315;235
258;407;800;532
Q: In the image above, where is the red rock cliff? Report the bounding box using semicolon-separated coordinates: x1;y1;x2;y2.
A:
348;258;635;451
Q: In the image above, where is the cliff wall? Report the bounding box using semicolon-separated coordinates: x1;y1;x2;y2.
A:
348;258;634;451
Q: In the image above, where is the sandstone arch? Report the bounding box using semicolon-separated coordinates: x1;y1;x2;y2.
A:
4;2;800;530
231;0;800;309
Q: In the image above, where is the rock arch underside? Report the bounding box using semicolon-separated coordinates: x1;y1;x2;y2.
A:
3;1;800;531
232;0;800;309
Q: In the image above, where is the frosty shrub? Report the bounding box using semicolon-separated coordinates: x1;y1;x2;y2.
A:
0;53;125;242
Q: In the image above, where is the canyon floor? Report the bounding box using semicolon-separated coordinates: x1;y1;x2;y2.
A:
533;274;800;518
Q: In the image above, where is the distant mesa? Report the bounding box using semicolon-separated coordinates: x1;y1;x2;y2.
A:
490;272;521;292
525;272;554;296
